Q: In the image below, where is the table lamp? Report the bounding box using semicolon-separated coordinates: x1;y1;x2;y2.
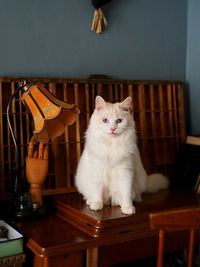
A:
7;81;80;214
21;82;79;143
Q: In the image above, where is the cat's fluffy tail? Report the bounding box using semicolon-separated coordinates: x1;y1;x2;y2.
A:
145;173;169;193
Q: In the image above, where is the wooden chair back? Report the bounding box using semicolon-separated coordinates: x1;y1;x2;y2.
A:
149;207;200;267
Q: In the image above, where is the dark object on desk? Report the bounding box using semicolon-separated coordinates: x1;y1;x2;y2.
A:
15;192;32;212
170;143;200;192
0;196;55;222
14;196;55;221
15;192;47;221
15;205;47;222
150;206;200;267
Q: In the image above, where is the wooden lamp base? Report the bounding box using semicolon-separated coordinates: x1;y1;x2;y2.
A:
26;158;48;206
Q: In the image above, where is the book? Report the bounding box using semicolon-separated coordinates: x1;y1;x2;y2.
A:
186;135;200;146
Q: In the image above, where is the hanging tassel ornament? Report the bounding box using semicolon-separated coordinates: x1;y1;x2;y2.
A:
91;0;112;35
91;8;107;35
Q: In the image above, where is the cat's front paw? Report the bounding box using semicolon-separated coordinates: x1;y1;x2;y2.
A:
121;205;136;215
90;201;103;211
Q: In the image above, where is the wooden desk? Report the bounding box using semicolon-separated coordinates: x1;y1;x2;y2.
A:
14;189;200;267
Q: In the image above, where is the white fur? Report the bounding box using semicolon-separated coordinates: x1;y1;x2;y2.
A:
75;96;169;215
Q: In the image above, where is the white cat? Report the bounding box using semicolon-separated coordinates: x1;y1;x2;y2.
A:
75;96;169;215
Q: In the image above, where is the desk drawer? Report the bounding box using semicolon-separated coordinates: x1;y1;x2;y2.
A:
49;251;84;267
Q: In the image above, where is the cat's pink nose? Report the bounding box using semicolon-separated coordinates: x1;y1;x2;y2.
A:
110;128;116;132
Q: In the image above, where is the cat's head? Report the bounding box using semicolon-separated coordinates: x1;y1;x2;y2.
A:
91;96;133;137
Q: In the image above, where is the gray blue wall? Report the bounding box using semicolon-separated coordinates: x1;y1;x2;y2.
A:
0;0;187;80
2;0;200;134
186;0;200;135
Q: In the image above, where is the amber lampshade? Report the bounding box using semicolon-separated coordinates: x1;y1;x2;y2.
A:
21;82;80;143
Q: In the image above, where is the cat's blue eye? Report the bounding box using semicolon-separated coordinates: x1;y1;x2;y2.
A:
103;118;109;123
116;118;123;123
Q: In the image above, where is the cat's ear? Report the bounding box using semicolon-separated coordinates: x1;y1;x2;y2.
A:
95;96;107;111
120;97;132;111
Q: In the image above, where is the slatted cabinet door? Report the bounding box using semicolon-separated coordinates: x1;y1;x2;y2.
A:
0;77;185;197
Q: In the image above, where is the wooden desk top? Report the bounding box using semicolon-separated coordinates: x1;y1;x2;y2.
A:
13;189;200;258
54;188;200;237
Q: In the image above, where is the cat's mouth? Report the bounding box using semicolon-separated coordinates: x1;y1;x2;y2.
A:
110;132;117;135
